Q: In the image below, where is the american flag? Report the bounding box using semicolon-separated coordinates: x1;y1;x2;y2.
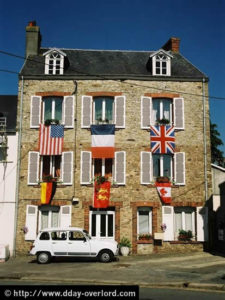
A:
150;125;175;154
39;124;64;155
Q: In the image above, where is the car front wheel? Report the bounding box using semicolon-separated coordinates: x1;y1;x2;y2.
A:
98;250;113;263
37;252;51;264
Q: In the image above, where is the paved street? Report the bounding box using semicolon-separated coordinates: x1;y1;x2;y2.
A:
0;251;225;292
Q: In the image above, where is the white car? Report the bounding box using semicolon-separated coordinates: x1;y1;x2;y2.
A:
30;227;119;264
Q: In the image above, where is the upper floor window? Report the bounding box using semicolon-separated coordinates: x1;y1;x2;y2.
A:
150;50;172;76
30;95;74;128
43;97;63;123
141;96;184;130
153;154;172;178
94;97;114;124
44;49;66;75
81;95;125;128
94;158;113;178
152;98;172;124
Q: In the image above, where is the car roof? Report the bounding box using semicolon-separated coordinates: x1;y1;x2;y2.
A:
40;227;85;232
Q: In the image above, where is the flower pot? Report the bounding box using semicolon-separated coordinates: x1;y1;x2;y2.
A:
120;246;130;256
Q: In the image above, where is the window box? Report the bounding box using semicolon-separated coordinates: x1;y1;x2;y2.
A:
178;230;193;241
138;233;153;241
156;176;170;183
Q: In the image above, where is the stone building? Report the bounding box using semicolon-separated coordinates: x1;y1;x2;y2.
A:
16;22;212;254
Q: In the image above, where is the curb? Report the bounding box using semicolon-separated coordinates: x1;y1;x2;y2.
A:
1;275;225;292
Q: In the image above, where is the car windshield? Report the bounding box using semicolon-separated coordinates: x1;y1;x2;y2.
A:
83;230;91;239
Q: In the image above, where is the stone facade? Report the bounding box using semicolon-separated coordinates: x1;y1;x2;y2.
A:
16;77;212;254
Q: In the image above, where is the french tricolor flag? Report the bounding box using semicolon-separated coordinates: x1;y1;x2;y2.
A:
91;124;115;158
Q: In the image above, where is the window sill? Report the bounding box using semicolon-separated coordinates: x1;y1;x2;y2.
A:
137;239;153;244
146;184;180;188
33;184;67;188
170;241;201;244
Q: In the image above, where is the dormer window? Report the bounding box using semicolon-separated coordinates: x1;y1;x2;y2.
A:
44;49;66;75
150;50;172;76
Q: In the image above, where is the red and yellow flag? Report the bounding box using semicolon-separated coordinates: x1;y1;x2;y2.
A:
93;181;111;208
41;182;53;204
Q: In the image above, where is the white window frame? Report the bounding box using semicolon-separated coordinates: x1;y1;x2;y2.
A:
152;98;173;125
93;97;115;124
93;158;114;178
40;155;62;181
137;207;152;237
38;206;60;231
42;97;63;123
89;210;115;239
45;51;64;75
174;207;196;239
152;154;173;178
152;53;171;76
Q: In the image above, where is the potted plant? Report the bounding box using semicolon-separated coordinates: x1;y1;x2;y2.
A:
156;118;170;125
156;176;170;183
119;237;131;256
178;229;193;241
138;233;153;241
44;119;60;126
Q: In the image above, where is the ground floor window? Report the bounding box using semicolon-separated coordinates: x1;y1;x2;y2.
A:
90;210;115;239
25;205;71;241
38;206;60;230
137;207;152;238
174;207;195;239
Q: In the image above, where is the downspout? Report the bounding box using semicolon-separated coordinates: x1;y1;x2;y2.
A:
202;77;208;202
13;76;24;257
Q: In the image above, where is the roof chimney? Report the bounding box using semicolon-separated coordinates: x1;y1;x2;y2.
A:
25;21;41;58
162;37;180;53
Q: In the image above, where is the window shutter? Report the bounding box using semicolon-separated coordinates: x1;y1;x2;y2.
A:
81;96;92;128
140;151;152;184
174;152;185;185
28;151;39;185
197;207;208;242
61;151;73;185
25;205;38;240
63;96;74;128
30;96;41;128
115;96;125;128
141;96;152;129
162;206;174;241
114;151;126;185
80;151;92;184
60;205;71;228
174;98;184;130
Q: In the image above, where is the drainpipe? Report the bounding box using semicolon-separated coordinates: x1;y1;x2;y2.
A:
202;77;208;202
13;76;24;257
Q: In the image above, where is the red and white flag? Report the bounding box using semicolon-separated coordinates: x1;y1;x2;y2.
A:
39;124;64;155
155;182;172;204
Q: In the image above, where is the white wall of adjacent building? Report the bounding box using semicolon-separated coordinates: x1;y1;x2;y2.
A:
0;133;18;256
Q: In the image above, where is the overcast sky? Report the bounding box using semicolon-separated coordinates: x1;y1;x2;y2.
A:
0;0;224;153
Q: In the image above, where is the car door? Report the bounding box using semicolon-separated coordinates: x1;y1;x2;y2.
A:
51;231;68;256
67;230;92;256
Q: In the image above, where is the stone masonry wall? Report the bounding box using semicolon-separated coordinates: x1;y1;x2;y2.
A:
16;79;212;254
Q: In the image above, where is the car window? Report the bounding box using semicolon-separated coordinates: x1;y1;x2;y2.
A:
69;231;85;241
51;231;67;240
39;232;50;240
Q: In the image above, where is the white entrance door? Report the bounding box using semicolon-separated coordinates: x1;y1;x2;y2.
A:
90;211;115;239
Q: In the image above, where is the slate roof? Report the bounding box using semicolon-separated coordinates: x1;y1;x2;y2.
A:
0;95;17;133
20;48;208;81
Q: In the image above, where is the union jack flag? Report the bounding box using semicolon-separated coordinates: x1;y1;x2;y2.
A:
150;125;175;154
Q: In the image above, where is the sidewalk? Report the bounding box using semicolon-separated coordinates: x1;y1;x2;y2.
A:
0;251;225;291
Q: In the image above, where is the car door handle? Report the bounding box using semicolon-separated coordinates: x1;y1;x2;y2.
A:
52;242;57;244
68;242;72;244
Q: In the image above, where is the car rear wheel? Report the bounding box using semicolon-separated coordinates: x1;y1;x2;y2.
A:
98;250;113;263
37;252;51;264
